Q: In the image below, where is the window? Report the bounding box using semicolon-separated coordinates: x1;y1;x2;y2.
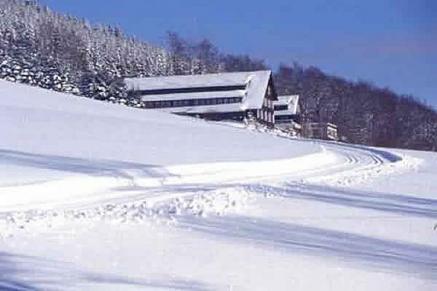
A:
275;115;293;122
142;96;242;108
274;105;288;111
135;85;246;96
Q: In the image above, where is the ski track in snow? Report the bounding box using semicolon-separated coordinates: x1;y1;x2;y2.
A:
0;134;422;234
302;141;421;187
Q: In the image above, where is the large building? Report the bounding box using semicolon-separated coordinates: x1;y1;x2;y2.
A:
125;70;277;125
273;95;301;133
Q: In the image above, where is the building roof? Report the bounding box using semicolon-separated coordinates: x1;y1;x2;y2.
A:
125;70;275;111
275;95;300;115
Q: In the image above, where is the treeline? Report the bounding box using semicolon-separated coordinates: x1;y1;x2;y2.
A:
275;64;437;150
0;0;436;151
165;31;267;75
0;0;170;106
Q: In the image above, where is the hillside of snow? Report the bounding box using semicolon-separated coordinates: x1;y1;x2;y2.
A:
0;80;436;291
0;79;325;210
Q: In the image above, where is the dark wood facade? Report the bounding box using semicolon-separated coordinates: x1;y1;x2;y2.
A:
255;78;277;126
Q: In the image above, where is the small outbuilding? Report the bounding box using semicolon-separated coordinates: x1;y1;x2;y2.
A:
125;70;278;126
302;122;339;141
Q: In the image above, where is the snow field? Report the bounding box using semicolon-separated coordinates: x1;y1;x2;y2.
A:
0;80;436;290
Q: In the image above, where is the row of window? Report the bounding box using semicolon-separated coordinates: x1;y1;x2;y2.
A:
274;105;288;111
275;114;299;121
141;96;297;126
134;85;247;96
144;97;243;109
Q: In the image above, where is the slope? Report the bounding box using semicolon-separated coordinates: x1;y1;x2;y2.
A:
0;79;328;210
0;80;436;291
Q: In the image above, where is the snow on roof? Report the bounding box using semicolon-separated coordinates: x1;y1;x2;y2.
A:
275;95;300;115
125;70;273;110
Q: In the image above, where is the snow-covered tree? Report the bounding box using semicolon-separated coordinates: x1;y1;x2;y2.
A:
0;0;170;99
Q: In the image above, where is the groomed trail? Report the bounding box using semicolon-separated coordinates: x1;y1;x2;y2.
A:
0;131;416;213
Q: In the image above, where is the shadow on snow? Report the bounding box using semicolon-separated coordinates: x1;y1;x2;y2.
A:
248;183;437;219
179;215;437;280
0;149;174;180
0;251;211;291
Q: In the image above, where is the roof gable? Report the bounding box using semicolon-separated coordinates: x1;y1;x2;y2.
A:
276;95;300;115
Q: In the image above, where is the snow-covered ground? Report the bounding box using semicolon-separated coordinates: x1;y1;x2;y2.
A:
0;80;436;290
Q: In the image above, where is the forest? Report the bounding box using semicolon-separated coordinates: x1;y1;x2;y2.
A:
1;0;436;151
